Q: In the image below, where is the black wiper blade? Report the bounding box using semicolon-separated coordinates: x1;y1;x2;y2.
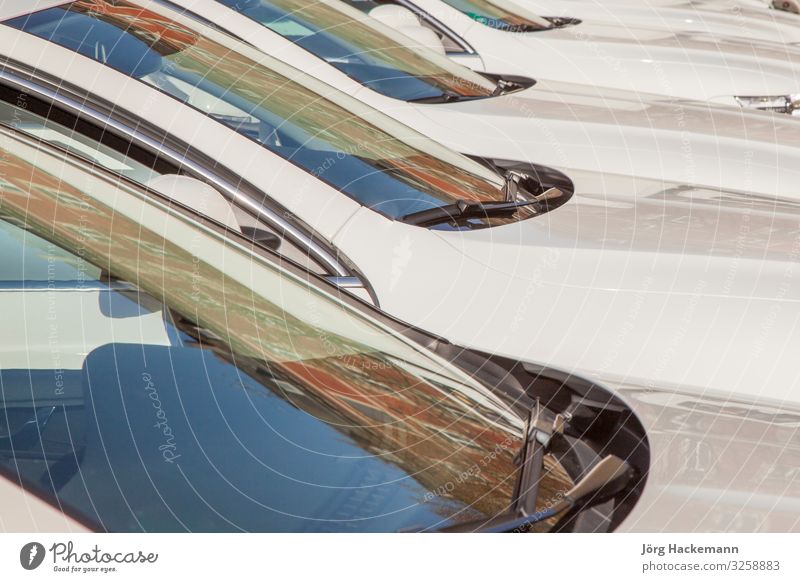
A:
432;454;635;533
408;90;485;104
401;187;563;227
407;91;461;104
514;400;554;516
401;198;541;227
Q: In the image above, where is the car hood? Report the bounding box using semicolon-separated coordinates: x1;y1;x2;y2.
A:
471;17;800;99
408;80;800;201
616;382;800;531
334;167;800;406
523;0;800;44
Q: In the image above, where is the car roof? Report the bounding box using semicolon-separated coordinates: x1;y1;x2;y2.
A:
0;0;70;22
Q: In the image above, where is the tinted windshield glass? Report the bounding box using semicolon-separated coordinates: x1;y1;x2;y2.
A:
0;130;546;531
217;0;496;101
439;0;550;31
5;0;506;219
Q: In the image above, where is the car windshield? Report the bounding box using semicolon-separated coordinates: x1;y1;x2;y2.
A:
0;128;558;532
437;0;550;32
216;0;497;101
4;0;507;219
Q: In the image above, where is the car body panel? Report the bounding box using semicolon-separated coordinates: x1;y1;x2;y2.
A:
332;170;800;405
413;81;800;199
616;384;800;532
385;0;800;101
519;0;800;44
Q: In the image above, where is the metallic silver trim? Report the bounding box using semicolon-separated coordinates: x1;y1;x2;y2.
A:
0;68;350;277
324;276;365;289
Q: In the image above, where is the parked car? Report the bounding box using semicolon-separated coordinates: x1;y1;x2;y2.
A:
312;0;800;112
0;0;797;416
518;0;800;43
0;122;652;532
4;119;800;534
173;0;800;202
610;0;799;15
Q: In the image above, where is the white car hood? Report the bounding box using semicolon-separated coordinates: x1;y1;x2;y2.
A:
408;80;800;200
617;382;800;532
334;168;800;406
521;0;800;44
469;16;800;99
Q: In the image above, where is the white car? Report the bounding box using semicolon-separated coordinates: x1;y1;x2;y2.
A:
1;1;798;431
517;0;800;43
0;123;650;533
170;0;800;203
6;122;800;534
305;0;800;111
610;0;799;15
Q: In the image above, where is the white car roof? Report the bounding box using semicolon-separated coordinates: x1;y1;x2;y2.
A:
0;0;69;22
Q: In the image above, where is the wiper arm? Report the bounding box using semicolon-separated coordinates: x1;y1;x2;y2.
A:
503;169;525;200
435;454;634;533
404;400;635;533
491;78;524;97
402;198;540;227
400;400;557;533
514;400;556;516
408;90;485;104
402;187;562;227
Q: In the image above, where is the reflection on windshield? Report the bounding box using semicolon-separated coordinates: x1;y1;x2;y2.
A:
0;130;541;531
439;0;550;32
218;0;496;101
5;0;507;219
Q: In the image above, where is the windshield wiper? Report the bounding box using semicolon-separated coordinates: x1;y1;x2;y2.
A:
514;400;556;516
436;453;634;533
408;91;479;104
491;78;524;97
402;187;562;227
405;399;635;532
401;198;540;227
